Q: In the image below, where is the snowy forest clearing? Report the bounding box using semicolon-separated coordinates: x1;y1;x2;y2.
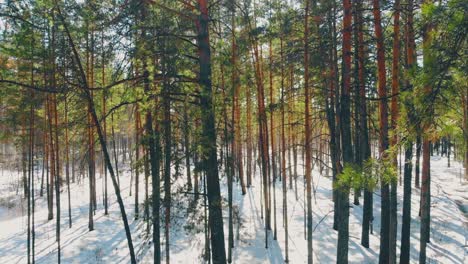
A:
1;154;466;263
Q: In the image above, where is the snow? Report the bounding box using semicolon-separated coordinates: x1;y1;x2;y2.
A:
0;154;466;263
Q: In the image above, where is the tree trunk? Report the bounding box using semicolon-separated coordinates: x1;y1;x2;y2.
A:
415;135;421;188
287;66;294;191
41;111;47;197
400;1;415;262
353;0;372;248
144;147;150;234
420;139;431;263
30;64;35;264
196;1;227;262
400;142;413;264
304;0;313;262
183;97;192;190
149;108;161;264
280;36;289;263
228;82;234;263
135;106;141;219
352;0;361;206
248;2;271;248
464;82;468;180
231;4;246;196
27;93;33;264
389;1;401;262
139;34;162;260
420;1;434;260
269;31;278;241
47;82;54;222
246;72;253;188
53;93;61;264
111;113;119;187
65;96;72;227
163;75;171;264
58;9;137;262
102;33;108;216
372;0;391;262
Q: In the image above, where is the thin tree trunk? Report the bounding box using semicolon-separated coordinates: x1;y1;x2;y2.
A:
269;23;278;241
163;77;171;264
287;66;293;190
447;138;451;167
53;93;61;264
304;0;313;262
111;113;119;187
230;3;246;196
65;96;72;227
30;61;35;264
246;74;253;188
464;91;468;180
27;94;32;264
135;106;141;219
102;31;108;216
228;76;234;263
46;62;54;222
40;113;46;197
215;56;230;258
183;97;192;190
415;135;421;188
86;20;95;231
247;0;271;248
48;98;55;224
280;36;289;263
144;147;150;234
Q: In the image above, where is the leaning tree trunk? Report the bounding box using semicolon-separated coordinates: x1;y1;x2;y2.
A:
58;9;137;263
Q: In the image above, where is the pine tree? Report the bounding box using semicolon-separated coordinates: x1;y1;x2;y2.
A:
400;1;416;262
372;0;391;262
196;1;227;262
304;0;314;262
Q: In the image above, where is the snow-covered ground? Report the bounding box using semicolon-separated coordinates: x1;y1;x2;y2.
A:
0;154;466;263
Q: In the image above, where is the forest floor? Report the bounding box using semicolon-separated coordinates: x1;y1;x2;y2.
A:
0;154;466;263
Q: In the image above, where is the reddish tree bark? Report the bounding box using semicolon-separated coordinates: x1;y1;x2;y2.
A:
372;0;391;263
